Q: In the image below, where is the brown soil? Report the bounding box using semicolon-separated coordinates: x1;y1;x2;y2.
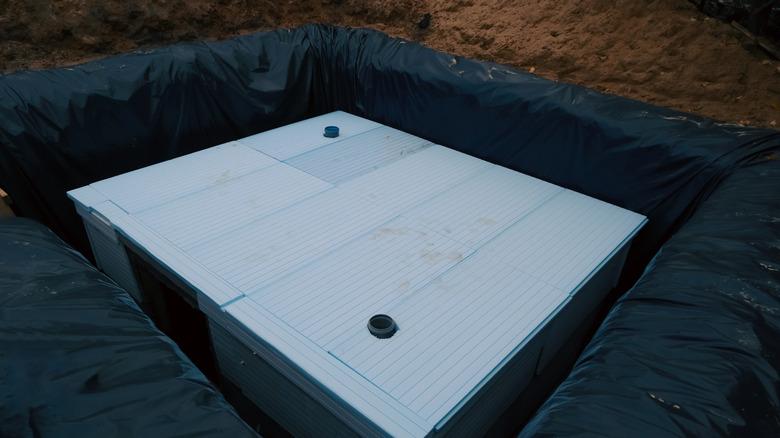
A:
1;0;778;128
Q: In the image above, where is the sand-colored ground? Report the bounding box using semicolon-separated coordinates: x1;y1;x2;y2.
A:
1;0;778;128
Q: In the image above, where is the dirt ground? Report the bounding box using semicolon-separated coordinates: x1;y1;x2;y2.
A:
1;0;778;128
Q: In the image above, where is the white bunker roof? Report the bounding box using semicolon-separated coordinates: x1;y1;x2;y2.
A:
69;111;646;436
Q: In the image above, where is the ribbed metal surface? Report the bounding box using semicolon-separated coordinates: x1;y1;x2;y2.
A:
84;221;142;302
253;215;471;348
404;165;562;249
478;190;645;291
92;141;277;213
285;125;431;184
69;111;647;437
328;186;644;422
330;252;566;422
186;146;489;297
239;110;380;161
339;145;490;213
188;186;399;295
136;163;331;250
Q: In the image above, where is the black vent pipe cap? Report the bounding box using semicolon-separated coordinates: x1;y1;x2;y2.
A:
368;314;397;339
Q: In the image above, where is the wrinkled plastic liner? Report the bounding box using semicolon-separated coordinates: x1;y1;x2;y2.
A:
0;217;257;438
0;25;779;435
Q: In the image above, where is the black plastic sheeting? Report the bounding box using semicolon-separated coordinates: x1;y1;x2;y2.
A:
0;217;257;438
0;25;779;434
692;0;780;39
521;157;780;437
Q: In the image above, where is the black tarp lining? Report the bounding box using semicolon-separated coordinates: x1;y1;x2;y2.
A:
691;0;780;40
0;217;258;438
520;156;780;437
0;25;779;436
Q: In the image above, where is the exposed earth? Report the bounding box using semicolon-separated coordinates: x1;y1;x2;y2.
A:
1;0;778;128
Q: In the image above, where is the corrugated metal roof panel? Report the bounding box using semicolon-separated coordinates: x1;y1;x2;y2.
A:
403;165;563;249
135;163;332;250
478;190;646;291
339;145;490;214
239;111;380;160
327;186;644;422
187;185;399;297
284;125;431;184
251;215;472;348
330;257;566;422
91;141;277;213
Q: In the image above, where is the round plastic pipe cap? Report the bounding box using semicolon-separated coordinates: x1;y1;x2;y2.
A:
368;314;397;339
323;125;340;138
